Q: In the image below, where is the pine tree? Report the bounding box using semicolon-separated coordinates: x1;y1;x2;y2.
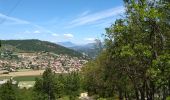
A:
34;68;57;100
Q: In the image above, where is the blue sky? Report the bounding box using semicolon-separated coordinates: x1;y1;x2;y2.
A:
0;0;124;44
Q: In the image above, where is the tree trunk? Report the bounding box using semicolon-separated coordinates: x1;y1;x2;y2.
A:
168;79;170;95
150;81;155;100
135;88;140;100
124;92;129;100
162;86;166;100
119;90;123;100
140;89;145;100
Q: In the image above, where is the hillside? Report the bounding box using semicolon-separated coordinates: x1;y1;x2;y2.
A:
57;41;76;47
70;42;104;58
1;39;83;57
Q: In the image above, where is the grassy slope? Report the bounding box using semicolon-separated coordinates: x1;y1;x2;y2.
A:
1;39;83;57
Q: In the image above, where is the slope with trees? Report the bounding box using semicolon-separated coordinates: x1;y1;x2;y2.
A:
82;0;170;99
1;39;83;57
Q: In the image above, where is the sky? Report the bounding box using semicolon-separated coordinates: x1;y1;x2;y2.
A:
0;0;124;44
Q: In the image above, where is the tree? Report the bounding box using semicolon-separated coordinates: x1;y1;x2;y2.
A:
0;80;17;100
105;0;170;99
33;68;59;100
83;0;170;99
65;72;81;100
82;52;119;99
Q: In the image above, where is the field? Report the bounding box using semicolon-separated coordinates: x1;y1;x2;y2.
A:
0;70;44;77
0;75;41;81
0;69;67;88
0;70;44;88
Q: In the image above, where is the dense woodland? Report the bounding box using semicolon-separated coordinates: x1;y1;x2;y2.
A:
83;0;170;99
0;0;170;100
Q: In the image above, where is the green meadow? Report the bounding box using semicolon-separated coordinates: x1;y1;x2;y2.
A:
0;75;41;81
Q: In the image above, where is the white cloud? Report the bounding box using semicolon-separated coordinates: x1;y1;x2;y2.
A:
84;38;95;43
52;33;59;37
21;30;40;34
33;25;57;34
64;33;74;39
79;10;90;17
0;12;57;35
68;6;124;28
0;13;30;25
33;30;41;34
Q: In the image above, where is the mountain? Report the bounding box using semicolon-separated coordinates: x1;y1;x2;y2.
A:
71;43;95;52
57;41;76;47
0;39;83;57
70;42;104;58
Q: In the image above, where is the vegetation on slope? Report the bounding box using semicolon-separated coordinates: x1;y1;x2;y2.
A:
1;39;83;57
82;0;170;99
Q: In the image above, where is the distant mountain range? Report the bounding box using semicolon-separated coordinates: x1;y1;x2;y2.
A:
0;39;83;57
57;41;77;47
57;41;104;58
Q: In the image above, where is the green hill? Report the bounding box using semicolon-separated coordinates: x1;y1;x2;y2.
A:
1;39;83;57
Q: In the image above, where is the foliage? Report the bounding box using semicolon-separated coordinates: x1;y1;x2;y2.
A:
17;88;34;100
82;0;170;99
64;72;81;100
33;68;58;100
33;68;81;100
0;80;18;100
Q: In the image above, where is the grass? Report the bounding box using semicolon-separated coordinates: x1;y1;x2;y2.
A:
0;73;68;81
58;96;70;100
0;75;41;81
13;75;41;81
0;76;11;80
0;75;39;89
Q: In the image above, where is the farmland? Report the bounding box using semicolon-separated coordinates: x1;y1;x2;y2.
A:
0;70;44;77
0;70;44;88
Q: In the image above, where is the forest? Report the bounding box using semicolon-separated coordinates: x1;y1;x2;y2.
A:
82;0;170;99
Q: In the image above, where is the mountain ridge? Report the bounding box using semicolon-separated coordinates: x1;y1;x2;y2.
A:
0;39;83;57
57;41;77;47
